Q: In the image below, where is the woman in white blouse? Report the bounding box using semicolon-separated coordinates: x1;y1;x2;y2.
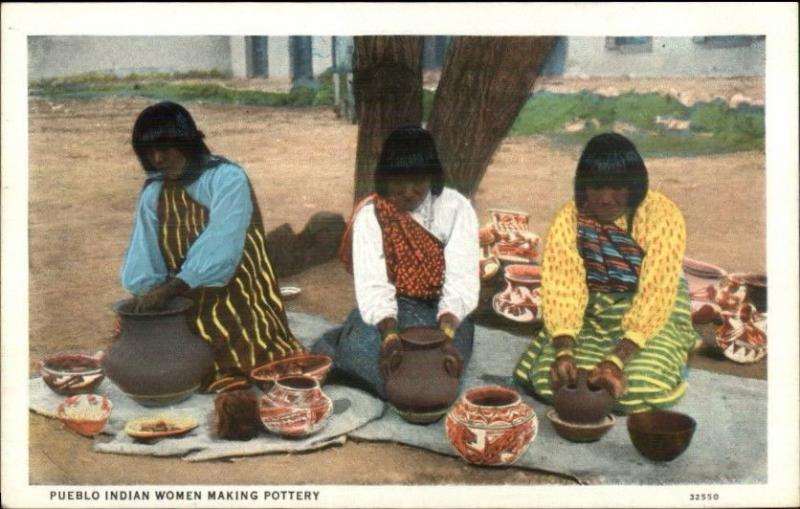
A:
312;126;480;398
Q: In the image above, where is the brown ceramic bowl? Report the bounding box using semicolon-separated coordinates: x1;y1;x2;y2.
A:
627;410;696;462
40;352;105;395
250;354;333;391
547;409;615;442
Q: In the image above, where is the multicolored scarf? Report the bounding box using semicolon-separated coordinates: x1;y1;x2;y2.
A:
340;194;445;300
577;214;645;293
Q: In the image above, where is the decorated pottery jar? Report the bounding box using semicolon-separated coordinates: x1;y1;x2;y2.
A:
102;297;214;407
492;264;542;323
381;327;463;424
259;375;333;438
715;302;767;364
445;385;537;466
553;369;614;424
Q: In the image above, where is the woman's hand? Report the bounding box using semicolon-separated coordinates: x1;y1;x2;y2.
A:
588;361;626;399
548;335;577;392
134;278;189;312
438;312;459;341
588;338;640;399
549;355;577;392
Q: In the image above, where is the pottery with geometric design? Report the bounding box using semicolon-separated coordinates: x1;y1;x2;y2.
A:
445;385;537;466
259;375;333;438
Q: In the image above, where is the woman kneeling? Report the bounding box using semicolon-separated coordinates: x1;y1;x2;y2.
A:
514;133;699;414
313;126;480;399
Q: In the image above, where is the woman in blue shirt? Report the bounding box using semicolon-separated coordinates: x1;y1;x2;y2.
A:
121;101;304;392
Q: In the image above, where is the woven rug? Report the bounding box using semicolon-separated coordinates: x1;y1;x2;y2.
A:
30;311;767;484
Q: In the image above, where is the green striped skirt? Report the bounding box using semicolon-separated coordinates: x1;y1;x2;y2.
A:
513;279;699;414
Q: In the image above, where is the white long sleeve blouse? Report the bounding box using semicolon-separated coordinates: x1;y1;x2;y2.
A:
351;187;480;326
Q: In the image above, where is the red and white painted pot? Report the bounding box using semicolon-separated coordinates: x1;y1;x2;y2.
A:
716;303;767;364
258;375;333;438
445;385;537;466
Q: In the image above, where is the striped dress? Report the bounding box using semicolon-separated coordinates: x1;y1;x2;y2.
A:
514;190;699;414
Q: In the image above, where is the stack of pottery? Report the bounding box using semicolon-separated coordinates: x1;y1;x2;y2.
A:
547;369;616;442
445;385;537;466
381;327;463;424
102;297;214;407
492;264;542;323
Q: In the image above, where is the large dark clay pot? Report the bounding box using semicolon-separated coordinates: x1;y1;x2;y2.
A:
381;327;463;424
553;369;614;424
102;297;214;407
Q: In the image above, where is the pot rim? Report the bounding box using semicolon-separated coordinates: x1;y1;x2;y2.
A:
449;385;536;429
274;374;321;391
250;354;332;381
626;410;697;436
41;352;103;376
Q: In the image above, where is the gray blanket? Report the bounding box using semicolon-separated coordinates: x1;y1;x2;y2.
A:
30;311;767;484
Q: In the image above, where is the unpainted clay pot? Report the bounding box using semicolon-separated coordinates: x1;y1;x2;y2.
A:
102;297;214;407
381;327;463;424
553;369;614;424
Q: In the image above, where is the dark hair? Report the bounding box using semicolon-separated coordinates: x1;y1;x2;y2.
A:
374;126;445;197
131;101;211;174
574;132;649;212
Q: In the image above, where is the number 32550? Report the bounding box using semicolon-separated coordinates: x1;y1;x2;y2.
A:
690;493;719;501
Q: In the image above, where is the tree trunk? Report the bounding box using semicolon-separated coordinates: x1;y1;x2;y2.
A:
428;37;556;197
352;36;424;202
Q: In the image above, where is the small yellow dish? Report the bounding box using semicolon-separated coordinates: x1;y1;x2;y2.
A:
125;414;197;440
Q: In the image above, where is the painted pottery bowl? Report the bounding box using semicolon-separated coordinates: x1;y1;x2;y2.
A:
715;303;767;364
125;414;198;440
57;394;112;437
480;255;501;281
279;286;302;301
479;226;497;247
553;369;614;424
503;264;541;286
627;410;696;462
445;385;537;466
259;375;333;438
40;352;104;395
546;409;615;442
727;272;767;312
250;354;333;390
682;257;727;279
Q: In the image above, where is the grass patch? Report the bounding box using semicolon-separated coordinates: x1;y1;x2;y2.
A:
30;72;763;157
510;91;763;157
30;68;336;108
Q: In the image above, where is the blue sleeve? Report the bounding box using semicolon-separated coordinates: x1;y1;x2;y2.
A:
177;164;253;288
120;182;169;295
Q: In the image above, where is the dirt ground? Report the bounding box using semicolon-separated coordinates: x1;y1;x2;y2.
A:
26;77;766;485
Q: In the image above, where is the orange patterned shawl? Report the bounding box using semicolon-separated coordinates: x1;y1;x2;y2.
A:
340;194;445;300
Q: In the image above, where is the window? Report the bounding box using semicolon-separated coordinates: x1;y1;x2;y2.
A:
692;36;764;48
605;36;653;53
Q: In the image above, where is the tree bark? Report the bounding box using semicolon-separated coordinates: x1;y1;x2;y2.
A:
428;37;556;197
352;36;424;202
